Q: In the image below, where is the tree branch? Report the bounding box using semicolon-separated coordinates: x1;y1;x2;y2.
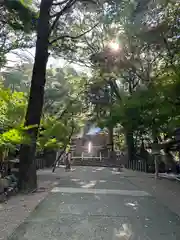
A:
108;78;122;102
55;99;74;120
49;22;99;45
162;35;178;74
52;116;75;172
52;0;70;6
50;0;76;34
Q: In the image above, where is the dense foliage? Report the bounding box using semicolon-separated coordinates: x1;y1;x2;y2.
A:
0;65;87;162
88;1;180;146
0;0;180;189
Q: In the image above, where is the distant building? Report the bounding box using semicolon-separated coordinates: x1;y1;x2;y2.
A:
71;125;109;157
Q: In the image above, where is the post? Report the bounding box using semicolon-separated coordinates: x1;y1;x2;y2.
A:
152;142;160;179
100;151;102;162
55;151;59;166
154;155;159;179
174;128;180;171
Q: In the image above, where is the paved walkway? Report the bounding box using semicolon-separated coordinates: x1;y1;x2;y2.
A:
122;169;180;218
0;169;59;240
3;166;180;240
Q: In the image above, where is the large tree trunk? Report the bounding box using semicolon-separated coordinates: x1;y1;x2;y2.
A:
18;0;53;192
154;155;159;179
108;126;114;152
152;133;159;179
125;130;135;162
108;125;116;161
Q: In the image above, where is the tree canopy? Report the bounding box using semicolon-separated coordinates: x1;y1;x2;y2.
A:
1;0;180;189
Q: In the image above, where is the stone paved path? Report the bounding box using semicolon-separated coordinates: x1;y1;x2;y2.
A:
7;166;180;240
0;169;59;240
122;168;180;218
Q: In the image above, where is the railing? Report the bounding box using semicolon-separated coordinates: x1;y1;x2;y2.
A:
124;154;148;172
36;158;46;170
9;158;47;176
125;160;148;172
69;152;122;167
81;152;102;161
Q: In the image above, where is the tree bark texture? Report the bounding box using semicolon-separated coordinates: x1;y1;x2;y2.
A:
125;130;135;162
154;155;159;179
18;0;53;192
108;126;114;152
152;133;159;179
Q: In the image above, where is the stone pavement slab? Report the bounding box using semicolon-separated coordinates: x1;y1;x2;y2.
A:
50;166;139;191
51;187;150;196
8;190;180;240
8;166;180;240
53;178;143;191
0;169;60;240
122;168;180;218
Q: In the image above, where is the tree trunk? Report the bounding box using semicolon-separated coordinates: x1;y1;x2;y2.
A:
108;125;116;161
108;126;114;152
125;130;134;162
18;0;53;192
154;155;159;179
52;125;75;172
152;135;159;179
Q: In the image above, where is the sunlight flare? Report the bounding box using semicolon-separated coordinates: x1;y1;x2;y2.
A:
108;40;120;51
88;141;92;153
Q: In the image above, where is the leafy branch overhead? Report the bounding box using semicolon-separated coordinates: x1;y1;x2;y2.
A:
0;0;180;190
3;0;38;32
